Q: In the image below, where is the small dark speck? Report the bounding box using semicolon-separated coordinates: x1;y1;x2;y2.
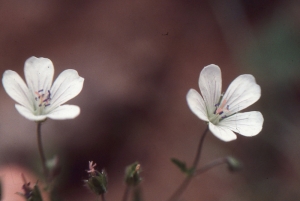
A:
162;32;169;36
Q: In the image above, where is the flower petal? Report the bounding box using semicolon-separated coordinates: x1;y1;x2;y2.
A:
2;70;33;110
15;104;47;121
199;64;222;115
209;122;237;142
186;89;208;121
49;69;84;109
46;105;80;120
222;74;261;114
24;56;54;96
218;111;263;137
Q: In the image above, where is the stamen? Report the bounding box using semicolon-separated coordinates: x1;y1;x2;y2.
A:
220;115;227;120
35;89;51;108
214;98;231;118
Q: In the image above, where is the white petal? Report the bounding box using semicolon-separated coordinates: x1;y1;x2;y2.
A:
199;64;222;115
2;70;33;110
186;89;208;121
15;104;47;121
222;74;261;114
209;122;237;142
46;105;80;120
218;111;264;137
24;56;54;96
49;70;84;109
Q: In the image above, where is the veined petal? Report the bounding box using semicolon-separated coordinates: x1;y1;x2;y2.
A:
186;89;208;121
2;70;33;110
46;105;80;120
222;74;260;114
208;122;237;142
24;57;54;96
218;111;263;137
15;104;47;121
49;69;84;109
199;65;222;115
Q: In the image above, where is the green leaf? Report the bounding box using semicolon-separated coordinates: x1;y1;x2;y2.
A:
171;158;188;173
30;184;43;201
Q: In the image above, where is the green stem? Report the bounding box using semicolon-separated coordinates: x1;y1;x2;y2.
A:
122;186;130;201
195;157;228;175
36;122;48;180
167;125;209;201
101;194;106;201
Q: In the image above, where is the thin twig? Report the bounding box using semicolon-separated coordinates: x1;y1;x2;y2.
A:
167;125;209;201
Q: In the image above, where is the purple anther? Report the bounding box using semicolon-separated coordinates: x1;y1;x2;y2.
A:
38;89;43;92
221;115;227;120
45;103;50;107
226;105;229;110
218;111;224;115
47;90;51;99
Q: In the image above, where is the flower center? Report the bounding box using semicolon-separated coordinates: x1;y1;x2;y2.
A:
209;98;230;124
34;89;51;111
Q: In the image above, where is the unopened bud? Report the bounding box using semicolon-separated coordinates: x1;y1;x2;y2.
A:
226;156;242;172
46;155;61;182
84;161;108;195
125;162;141;187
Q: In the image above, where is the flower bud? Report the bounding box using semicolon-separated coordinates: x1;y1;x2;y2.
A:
124;162;141;187
226;156;242;172
84;161;108;195
46;155;61;182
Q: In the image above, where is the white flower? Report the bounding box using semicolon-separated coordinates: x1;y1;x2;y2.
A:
186;64;263;142
2;56;84;121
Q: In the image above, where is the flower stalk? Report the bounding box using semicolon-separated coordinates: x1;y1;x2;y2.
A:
36;122;48;181
101;194;106;201
167;126;209;201
122;186;130;201
195;157;228;175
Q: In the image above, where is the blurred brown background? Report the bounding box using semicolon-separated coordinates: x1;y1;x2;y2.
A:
0;0;300;200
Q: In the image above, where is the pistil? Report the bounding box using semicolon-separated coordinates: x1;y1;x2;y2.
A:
210;98;230;124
